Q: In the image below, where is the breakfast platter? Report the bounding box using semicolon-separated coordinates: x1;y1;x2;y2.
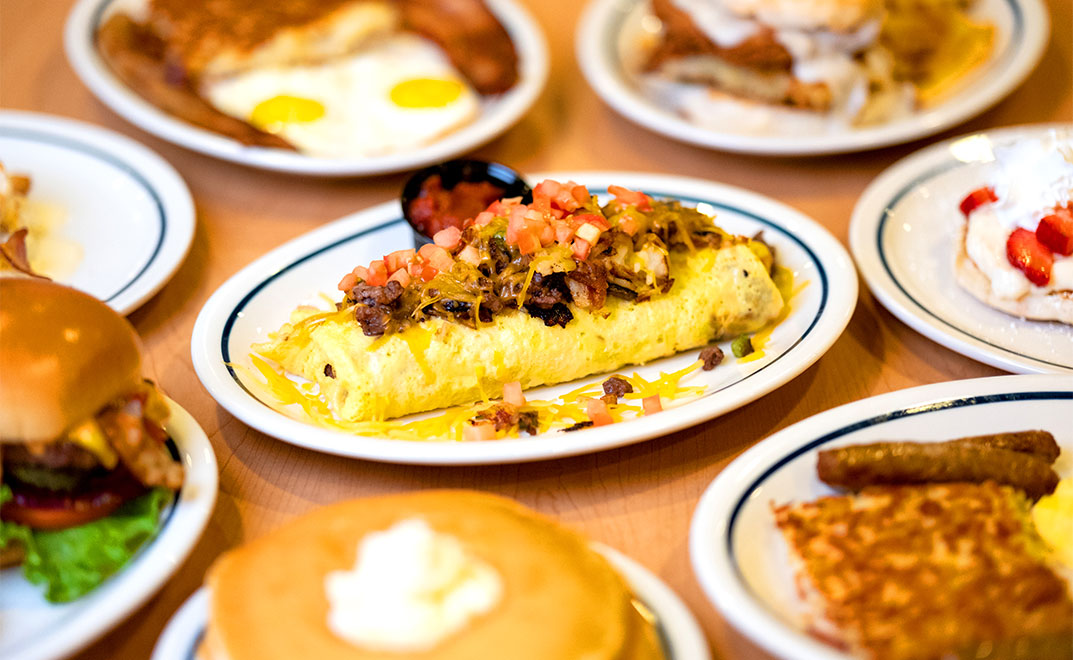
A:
64;0;549;175
0;398;217;660
3;0;1072;659
576;0;1049;155
690;374;1072;660
850;124;1073;374
190;173;857;465
0;111;194;314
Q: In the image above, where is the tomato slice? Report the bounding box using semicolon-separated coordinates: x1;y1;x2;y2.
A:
2;469;147;530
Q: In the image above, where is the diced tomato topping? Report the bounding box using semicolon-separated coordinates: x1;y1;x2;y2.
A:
473;210;495;226
959;186;997;217
433;226;463;249
554;221;575;244
516;229;542;255
572;238;592;260
571;213;610;231
463;422;496;442
419;265;439;282
618;216;639;236
539;222;556;246
502;381;525;407
1006;228;1053;286
352;265;371;282
608;185;652;211
337;272;358;291
387;268;411;287
571;183;591;205
535;179;560;199
366;260;388;286
642;395;662;416
419;244;455;272
1036;206;1073;256
584;399;613;426
385;249;415;274
458;245;482;266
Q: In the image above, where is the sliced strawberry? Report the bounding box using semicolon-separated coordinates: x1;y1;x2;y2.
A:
1006;228;1053;286
1036;206;1073;256
959;186;998;217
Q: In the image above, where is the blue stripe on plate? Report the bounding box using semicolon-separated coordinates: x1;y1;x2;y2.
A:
725;390;1073;563
0;126;167;303
876;161;1069;370
219;189;830;409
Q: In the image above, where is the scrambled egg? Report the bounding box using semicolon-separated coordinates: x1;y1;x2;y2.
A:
1034;478;1073;569
255;245;784;422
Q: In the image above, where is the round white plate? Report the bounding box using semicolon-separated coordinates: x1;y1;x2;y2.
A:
0;397;218;660
850;124;1073;374
0;111;195;315
151;544;710;660
64;0;548;176
191;172;856;465
576;0;1048;156
690;374;1072;660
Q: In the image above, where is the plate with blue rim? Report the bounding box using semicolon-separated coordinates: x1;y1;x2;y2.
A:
150;544;709;660
63;0;549;177
576;0;1048;155
689;374;1073;660
850;124;1073;374
0;397;218;660
190;172;856;465
0;111;194;315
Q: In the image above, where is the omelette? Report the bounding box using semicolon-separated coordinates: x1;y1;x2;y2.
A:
254;181;785;423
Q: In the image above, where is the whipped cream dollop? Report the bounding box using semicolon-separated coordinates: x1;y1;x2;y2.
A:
324;518;503;652
964;133;1073;299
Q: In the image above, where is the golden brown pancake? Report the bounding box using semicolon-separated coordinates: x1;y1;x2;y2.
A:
203;490;664;660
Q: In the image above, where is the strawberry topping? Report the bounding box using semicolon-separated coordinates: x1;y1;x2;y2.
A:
959;186;998;217
1036;204;1073;256
1006;228;1053;286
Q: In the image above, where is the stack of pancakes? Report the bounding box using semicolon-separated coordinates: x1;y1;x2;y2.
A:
201;490;664;660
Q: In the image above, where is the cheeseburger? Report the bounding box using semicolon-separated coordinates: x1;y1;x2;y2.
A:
0;278;183;602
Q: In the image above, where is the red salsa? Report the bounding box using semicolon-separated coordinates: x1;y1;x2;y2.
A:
407;175;505;237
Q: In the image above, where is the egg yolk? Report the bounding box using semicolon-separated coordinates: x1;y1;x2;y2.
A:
389;78;463;109
250;95;326;132
1034;478;1073;568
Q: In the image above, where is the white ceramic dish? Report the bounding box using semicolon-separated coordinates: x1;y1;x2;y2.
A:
0;398;218;660
850;124;1073;374
64;0;548;176
150;544;710;660
690;374;1072;660
0;111;194;315
190;172;856;465
576;0;1048;156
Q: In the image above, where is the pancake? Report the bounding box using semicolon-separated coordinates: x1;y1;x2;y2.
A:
201;490;664;660
254;244;784;422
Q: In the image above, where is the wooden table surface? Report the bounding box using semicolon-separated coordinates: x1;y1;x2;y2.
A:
2;0;1071;657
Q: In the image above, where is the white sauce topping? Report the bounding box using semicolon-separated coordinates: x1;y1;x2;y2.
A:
668;0;888;117
324;518;502;652
964;133;1073;298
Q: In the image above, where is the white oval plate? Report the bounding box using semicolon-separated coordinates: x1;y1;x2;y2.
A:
576;0;1048;156
64;0;549;176
0;111;195;315
191;172;856;465
690;374;1072;660
0;397;218;660
850;124;1073;374
151;544;710;660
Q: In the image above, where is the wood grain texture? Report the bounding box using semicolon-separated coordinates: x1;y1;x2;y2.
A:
0;0;1070;657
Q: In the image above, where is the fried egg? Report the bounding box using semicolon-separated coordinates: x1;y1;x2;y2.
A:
202;34;480;158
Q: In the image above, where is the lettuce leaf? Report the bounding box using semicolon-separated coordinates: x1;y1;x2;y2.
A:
1;486;172;603
0;484;36;558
